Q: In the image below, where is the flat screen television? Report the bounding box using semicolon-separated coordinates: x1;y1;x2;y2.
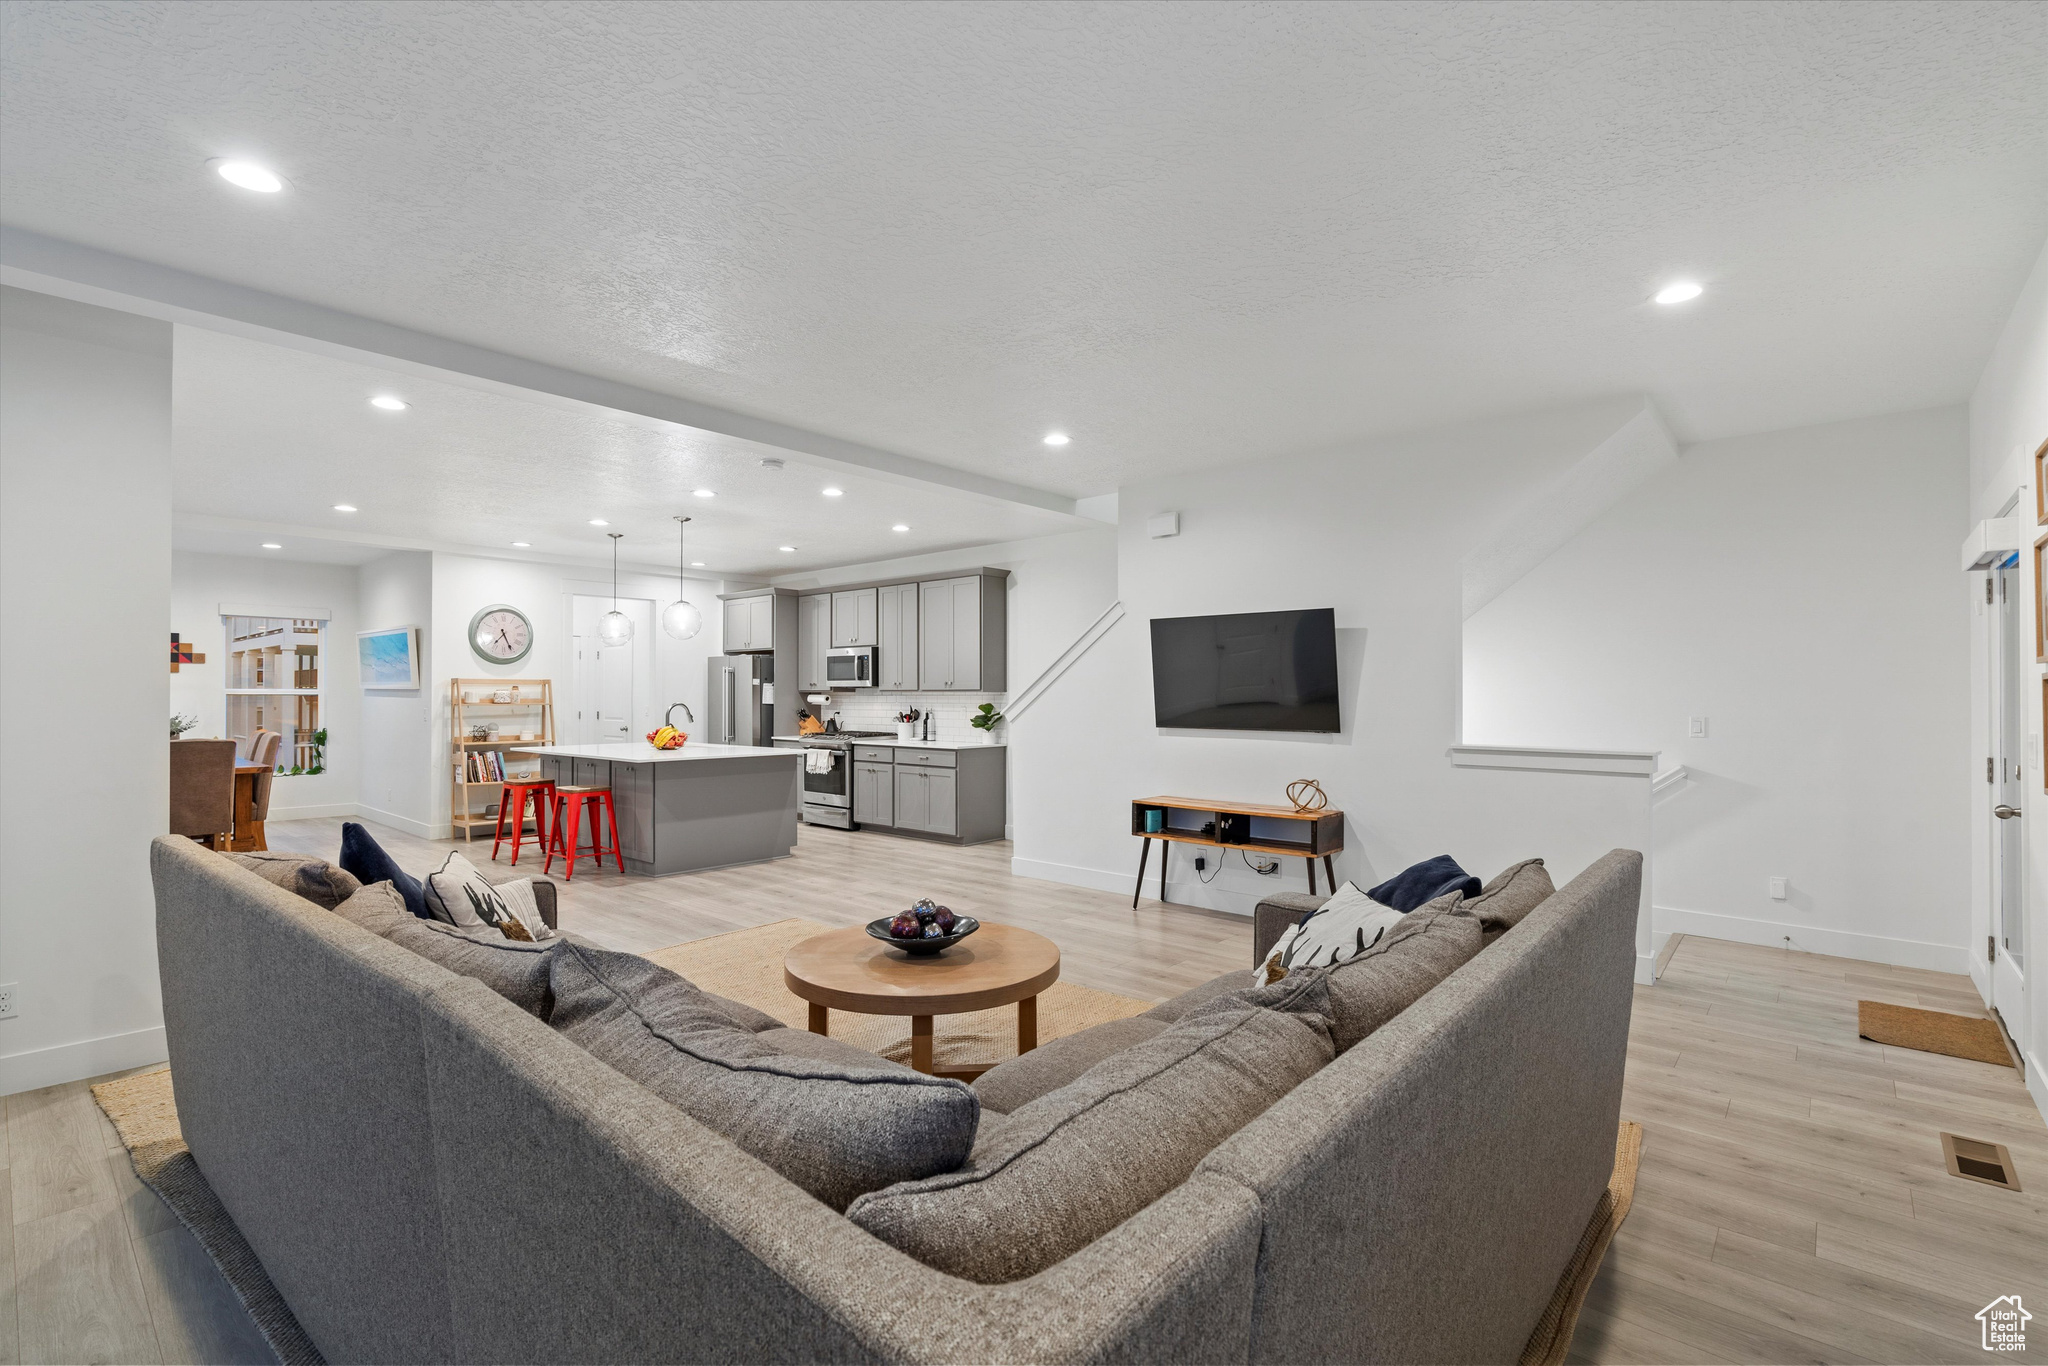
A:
1150;608;1341;733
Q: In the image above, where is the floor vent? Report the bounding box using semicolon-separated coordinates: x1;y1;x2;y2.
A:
1942;1133;2022;1191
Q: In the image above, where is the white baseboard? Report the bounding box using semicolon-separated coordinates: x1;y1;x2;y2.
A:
353;804;437;839
267;802;359;821
0;1024;166;1095
2027;1047;2046;1127
1654;904;1971;975
1635;952;1656;986
1010;856;1257;917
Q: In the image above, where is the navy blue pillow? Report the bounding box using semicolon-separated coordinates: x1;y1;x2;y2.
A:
338;822;431;919
1365;854;1480;912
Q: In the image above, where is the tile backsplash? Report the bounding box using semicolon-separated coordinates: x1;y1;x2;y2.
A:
804;691;1008;743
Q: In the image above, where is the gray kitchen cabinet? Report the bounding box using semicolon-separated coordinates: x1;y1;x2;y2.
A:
876;582;918;689
893;765;931;832
917;573;1007;692
923;769;957;837
831;588;878;648
798;593;829;690
720;592;781;652
854;759;894;826
869;745;1001;843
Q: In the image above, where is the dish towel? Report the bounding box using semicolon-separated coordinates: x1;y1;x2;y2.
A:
804;749;837;774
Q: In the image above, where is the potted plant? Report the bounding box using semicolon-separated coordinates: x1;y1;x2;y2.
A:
170;714;199;740
969;703;1004;745
309;727;327;774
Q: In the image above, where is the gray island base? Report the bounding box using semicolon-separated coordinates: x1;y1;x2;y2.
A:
512;742;802;876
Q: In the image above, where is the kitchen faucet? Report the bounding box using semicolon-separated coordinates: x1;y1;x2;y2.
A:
666;702;694;729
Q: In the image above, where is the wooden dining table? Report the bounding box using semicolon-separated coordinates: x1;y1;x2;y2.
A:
229;762;269;852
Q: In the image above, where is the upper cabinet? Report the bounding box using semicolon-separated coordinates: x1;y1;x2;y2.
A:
876;582;919;690
918;573;1007;691
797;593;829;689
720;592;781;653
831;588;879;648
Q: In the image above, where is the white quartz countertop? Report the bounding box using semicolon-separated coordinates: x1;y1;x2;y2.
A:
769;735;1005;751
512;742;799;764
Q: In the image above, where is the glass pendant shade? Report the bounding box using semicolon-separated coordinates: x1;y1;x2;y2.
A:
662;599;702;640
597;610;634;646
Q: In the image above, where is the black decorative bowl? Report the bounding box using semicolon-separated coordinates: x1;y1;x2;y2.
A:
866;915;980;956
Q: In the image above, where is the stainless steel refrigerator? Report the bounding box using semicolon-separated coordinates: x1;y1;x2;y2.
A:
706;655;776;746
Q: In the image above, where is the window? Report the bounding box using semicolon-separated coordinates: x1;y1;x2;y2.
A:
225;616;325;773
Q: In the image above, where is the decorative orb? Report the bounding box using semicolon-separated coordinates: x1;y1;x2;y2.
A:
661;599;703;640
1286;779;1328;813
597;610;634;646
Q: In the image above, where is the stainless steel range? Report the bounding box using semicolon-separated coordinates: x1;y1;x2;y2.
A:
778;730;897;828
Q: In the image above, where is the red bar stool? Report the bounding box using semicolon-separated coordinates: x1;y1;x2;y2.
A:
491;778;555;865
546;785;623;880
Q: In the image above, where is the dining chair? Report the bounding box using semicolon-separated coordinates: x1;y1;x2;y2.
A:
169;739;237;849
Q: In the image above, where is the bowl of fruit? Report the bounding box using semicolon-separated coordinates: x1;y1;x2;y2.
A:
645;725;687;750
867;899;979;956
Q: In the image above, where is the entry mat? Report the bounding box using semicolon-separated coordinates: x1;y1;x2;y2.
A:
1857;999;2015;1068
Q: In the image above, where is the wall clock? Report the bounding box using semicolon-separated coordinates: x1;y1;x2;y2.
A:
468;603;534;665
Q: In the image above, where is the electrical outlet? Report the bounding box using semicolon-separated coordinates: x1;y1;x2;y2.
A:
1253;857;1280;876
1688;716;1709;738
1769;877;1787;901
0;983;16;1020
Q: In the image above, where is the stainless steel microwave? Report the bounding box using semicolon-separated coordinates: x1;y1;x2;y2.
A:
825;645;877;687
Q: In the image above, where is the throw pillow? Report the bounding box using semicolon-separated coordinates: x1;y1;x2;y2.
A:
1365;853;1481;911
1253;879;1406;984
494;876;556;942
333;881;558;1015
971;1016;1171;1115
1319;889;1483;1051
1469;858;1555;946
425;851;533;939
338;822;431;919
225;851;362;910
549;941;980;1211
848;972;1335;1283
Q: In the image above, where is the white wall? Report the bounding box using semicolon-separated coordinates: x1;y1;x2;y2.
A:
0;287;173;1091
170;550;361;817
1969;235;2048;1110
1010;403;1663;931
357;550;435;834
1465;407;1971;971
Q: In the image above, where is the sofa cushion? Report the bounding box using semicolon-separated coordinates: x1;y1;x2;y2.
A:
1365;853;1480;911
338;821;430;919
549;941;978;1210
1140;971;1245;1026
971;1016;1171;1114
334;881;558;1015
1469;858;1555;946
225;851;362;910
1318;890;1483;1051
848;972;1335;1282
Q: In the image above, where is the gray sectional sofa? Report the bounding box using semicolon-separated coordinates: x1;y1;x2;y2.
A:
150;835;1641;1364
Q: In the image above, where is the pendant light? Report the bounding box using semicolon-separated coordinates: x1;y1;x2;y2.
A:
597;533;634;646
661;515;703;640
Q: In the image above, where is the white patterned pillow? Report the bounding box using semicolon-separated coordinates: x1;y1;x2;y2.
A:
1255;880;1406;984
495;876;555;942
425;852;548;941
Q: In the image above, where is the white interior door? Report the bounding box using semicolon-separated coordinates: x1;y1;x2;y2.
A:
1992;559;2028;1043
572;595;640;743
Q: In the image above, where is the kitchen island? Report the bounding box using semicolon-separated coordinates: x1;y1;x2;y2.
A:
512;742;802;876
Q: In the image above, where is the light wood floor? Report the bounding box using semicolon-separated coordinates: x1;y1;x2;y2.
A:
2;817;2041;1364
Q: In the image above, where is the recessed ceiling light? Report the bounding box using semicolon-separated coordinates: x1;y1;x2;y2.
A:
690;561;705;568
1043;432;1071;447
261;542;282;550
1654;281;1703;305
760;458;785;470
822;487;843;498
510;541;531;548
332;504;357;512
369;395;408;411
693;489;716;498
588;518;609;526
892;524;910;532
216;160;283;193
778;545;797;553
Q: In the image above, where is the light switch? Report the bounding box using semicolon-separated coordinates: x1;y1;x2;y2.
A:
1769;877;1787;900
1688;716;1708;738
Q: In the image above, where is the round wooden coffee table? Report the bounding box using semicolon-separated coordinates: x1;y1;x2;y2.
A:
783;923;1061;1078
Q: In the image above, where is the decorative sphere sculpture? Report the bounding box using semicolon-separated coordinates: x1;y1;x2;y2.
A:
1286;779;1328;813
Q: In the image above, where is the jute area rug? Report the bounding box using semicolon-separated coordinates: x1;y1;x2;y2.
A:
1856;999;2016;1068
645;916;1152;1070
1518;1120;1643;1366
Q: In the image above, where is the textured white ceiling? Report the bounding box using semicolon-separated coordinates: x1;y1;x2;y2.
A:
171;326;1085;575
4;1;2046;501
